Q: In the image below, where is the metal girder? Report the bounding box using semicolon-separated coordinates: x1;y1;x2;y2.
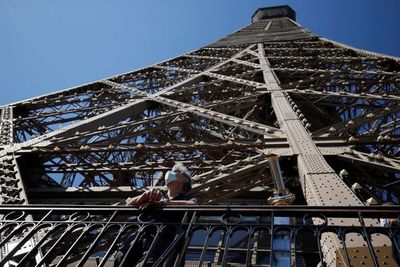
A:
32;99;149;146
183;54;227;61
206;72;266;89
35;108;184;147
0;154;29;204
100;80;147;96
6;46;250;150
19;139;288;155
312;104;400;137
320;37;400;62
154;65;201;74
0;106;13;146
25;154;273;203
1;9;400;266
230;58;261;69
245;49;260;58
273;66;399;77
289;88;400;101
256;42;395;266
0;99;150;158
257;43;363;205
337;149;400;173
152;45;256;96
0;81;108;109
3;15;399;207
153;96;283;138
190;154;272;203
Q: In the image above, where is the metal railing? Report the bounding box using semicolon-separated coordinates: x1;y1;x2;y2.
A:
0;205;399;267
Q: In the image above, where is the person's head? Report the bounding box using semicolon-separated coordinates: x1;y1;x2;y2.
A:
164;163;192;193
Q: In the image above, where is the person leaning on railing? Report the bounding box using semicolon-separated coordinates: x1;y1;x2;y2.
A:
125;163;200;208
115;163;199;267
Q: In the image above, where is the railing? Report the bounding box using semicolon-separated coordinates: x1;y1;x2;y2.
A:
0;205;399;267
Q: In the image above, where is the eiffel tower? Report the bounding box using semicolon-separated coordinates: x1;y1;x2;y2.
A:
1;5;399;267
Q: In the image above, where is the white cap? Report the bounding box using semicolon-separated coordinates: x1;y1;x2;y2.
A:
165;171;178;185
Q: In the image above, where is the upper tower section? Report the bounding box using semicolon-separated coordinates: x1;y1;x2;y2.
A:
252;5;296;23
209;5;313;47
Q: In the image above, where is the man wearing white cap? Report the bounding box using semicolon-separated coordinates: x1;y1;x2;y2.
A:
125;163;199;209
115;163;199;266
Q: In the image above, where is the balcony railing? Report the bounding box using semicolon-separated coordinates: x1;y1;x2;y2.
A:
0;205;399;266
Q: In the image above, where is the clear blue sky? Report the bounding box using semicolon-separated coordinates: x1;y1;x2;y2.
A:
1;0;399;106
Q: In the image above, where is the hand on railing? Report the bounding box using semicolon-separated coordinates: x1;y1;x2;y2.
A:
125;188;163;208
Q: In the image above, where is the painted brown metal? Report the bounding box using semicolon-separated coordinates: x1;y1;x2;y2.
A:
1;5;400;266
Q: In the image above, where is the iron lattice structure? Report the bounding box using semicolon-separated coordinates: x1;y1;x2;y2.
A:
0;5;399;267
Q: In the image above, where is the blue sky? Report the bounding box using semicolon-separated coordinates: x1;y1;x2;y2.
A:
1;0;399;106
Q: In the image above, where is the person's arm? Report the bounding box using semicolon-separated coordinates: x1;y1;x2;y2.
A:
125;189;163;207
167;199;198;205
145;197;199;207
125;195;142;207
167;197;200;206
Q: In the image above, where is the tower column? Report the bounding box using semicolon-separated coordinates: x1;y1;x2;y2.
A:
257;43;392;266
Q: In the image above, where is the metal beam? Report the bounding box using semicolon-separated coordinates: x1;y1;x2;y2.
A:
153;96;283;138
256;42;392;267
0;99;150;157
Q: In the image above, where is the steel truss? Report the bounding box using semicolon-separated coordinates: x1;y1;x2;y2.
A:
0;5;400;267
